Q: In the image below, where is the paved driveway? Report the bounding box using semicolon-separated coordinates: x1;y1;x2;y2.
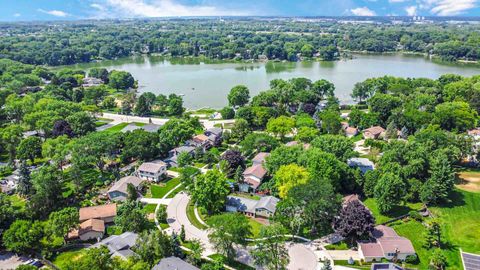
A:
287;243;318;270
167;193;214;255
327;250;360;260
0;252;30;269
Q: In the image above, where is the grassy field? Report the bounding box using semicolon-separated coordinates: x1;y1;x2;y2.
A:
102;122;145;133
365;189;480;270
231;192;261;201
144;204;157;214
51;248;85;269
146;177;181;198
325;241;349;250
166;184;184;198
248;219;265;239
363;198;423;224
187;201;208;230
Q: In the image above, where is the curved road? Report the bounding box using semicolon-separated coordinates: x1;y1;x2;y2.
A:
167;192;214;255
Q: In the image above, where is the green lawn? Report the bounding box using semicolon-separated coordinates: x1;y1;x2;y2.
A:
249;219;265;239
51;248;85;270
186;200;208;230
365;190;480;270
144;204;157;214
363;198;423;224
231;192;261;201
325;241;350;250
147;177;181;198
166;184;184;198
102;122;145;133
106;225;122;236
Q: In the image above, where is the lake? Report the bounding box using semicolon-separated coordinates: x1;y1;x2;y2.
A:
68;54;480;109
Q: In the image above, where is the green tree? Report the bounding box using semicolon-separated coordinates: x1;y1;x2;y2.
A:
239;133;279;156
228;85;250;107
0;194;16;231
267;116;295;139
121;129;159;162
252;224;290;270
134;230;173;267
319;110;342;135
208;213;252;259
114;201;148;232
300;44;314;57
220;107;235;119
66;111;96;136
191;169;230;215
188;239;204;267
28;165;64;218
47;207;79;243
274;164;309;198
177;151;194;167
134;94;150;116
311;135;355;162
424;219;442;249
429;249;447;270
0;124;23;163
127;183;138;201
2;220;44;254
295;127;319;143
108;70;135;90
433;101;477;132
17;136;42;163
265;145;303;174
420;153;455;205
167;94;184;116
231;118;251;142
374;172;406;214
17;161;32;196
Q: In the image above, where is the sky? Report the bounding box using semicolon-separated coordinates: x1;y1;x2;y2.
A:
0;0;479;21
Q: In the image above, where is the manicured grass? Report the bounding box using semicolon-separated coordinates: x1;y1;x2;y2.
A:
363;198;423;224
160;223;170;229
144;204;157;214
147;178;181;198
208;254;255;270
186;200;208;230
166;184;184;199
325;241;350;250
103;122;129;132
390;219;432;269
95;121;108;127
168;167;183;173
333;260;371;269
248;219;265;239
232;192;261;201
52;248;85;269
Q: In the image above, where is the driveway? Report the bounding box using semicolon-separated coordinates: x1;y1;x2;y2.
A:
0;252;30;269
139;198;171;205
167;193;214;255
287;243;318;270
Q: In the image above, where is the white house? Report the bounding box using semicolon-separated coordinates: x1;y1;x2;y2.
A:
137;162;167;182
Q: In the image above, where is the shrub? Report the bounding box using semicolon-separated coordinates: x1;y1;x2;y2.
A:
157;205;167;223
409;211;423;222
405;254;419;264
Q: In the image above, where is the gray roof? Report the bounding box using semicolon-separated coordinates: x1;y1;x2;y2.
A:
152;257;200;270
138;162;166;173
142;124;161;133
108;176;143;195
227;195;279;214
347;158;375;168
255;196;280;213
206;127;222;136
91;232;138;259
121;123;142;133
172;146;195;154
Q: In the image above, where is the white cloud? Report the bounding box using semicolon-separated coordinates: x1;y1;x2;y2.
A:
405;5;417;15
419;0;477;16
13;13;21;17
37;9;70;17
389;0;408;2
95;0;249;18
350;7;376;16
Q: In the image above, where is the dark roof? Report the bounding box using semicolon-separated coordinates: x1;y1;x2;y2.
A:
152;257;199;270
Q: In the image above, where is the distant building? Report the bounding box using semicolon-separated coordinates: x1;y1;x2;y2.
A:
107;176;144;201
82;77;103;88
345;127;359;137
205;127;223;146
347;158;375;174
166;146;196;167
186;134;212;151
137;162;167;182
358;225;416;262
240;152;269;193
252;152;269;166
91;232;138;260
363;126;386;140
152;257;200;270
226;195;279;218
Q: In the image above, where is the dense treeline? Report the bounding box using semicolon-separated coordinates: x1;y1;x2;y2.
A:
1;19;480;66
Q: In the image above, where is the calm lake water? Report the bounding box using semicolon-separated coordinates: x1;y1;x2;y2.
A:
69;54;480;109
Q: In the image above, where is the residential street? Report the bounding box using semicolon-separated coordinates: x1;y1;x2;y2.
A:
166;192;214;255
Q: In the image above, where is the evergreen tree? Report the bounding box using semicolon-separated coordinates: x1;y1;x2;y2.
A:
17;161;32;197
424;219;442;249
420;153;454;205
180;225;186;242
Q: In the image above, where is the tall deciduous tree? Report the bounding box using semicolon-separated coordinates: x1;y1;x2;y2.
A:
17;161;32;196
134;230;173;267
220;150;245;178
2;220;44;254
374;172;406;214
47;207;79;243
208;213;252;259
114;201;148;232
191;169;230;215
228;85;250;107
252;224;290;270
17;136;42;163
274;164;309;198
267;116;295;139
420;153;455;205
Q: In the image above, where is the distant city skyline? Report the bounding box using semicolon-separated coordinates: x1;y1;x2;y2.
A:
0;0;479;22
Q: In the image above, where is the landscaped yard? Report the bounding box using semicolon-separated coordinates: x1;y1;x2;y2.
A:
102;122;145;133
363;198;423;224
187;201;208;230
456;169;480;193
51;248;85;270
325;241;349;250
365;189;480;270
248;219;265;239
208;254;255;270
231;192;261;201
146;177;181;198
144;204;157;214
